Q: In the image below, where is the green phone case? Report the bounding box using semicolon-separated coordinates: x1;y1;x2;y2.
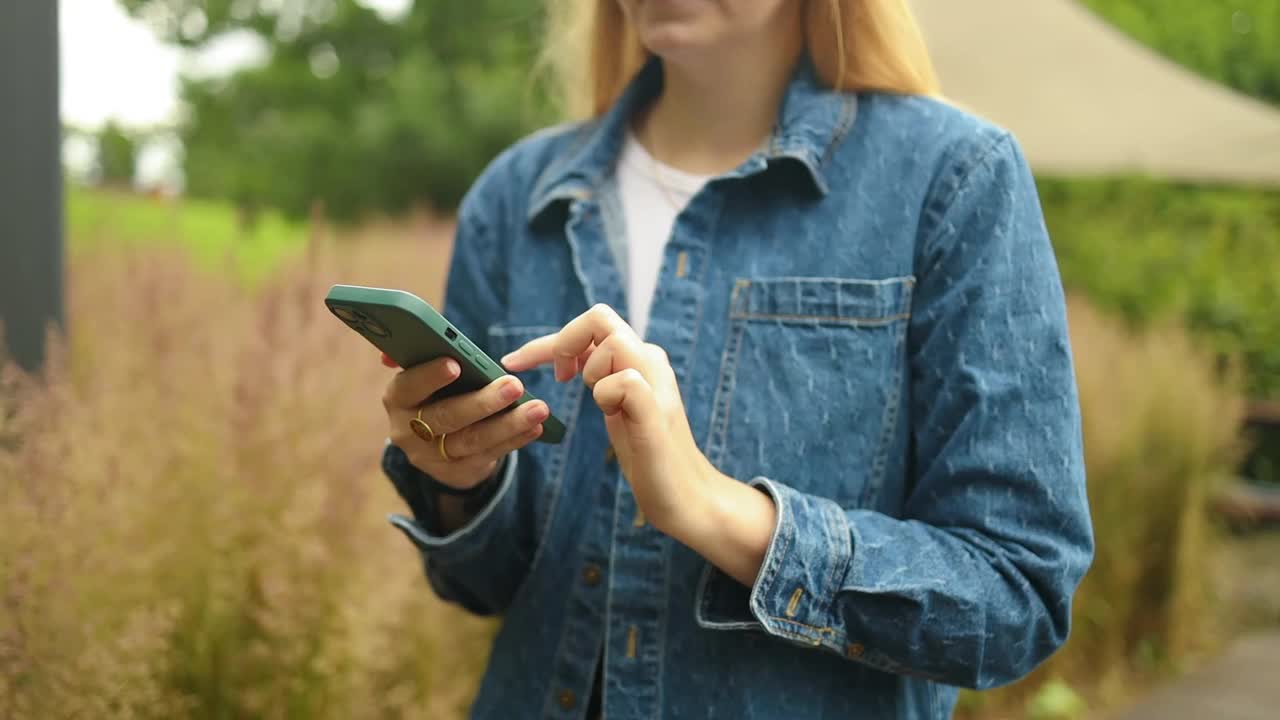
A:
324;284;566;444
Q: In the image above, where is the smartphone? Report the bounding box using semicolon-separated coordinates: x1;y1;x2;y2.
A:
325;284;566;444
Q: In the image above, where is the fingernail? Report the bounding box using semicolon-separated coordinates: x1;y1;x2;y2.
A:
502;380;523;401
500;353;514;366
445;359;460;376
525;402;549;422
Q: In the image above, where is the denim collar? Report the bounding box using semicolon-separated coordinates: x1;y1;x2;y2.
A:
527;54;857;224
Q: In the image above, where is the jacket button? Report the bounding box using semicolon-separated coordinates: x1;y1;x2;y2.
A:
846;642;865;658
558;689;576;710
582;564;602;587
604;445;617;464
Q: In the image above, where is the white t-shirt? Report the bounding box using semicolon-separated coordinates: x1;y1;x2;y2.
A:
615;132;712;338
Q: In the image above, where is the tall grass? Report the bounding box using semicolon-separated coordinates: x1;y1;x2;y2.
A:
0;234;487;719
1;231;1246;718
959;298;1245;718
1068;297;1243;676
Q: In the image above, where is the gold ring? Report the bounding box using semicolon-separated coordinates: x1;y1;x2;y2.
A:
437;433;451;462
408;407;434;442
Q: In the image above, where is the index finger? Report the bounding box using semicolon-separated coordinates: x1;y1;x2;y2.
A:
499;333;558;372
382;356;461;410
502;304;632;378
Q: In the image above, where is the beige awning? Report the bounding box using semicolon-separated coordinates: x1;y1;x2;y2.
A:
911;0;1280;185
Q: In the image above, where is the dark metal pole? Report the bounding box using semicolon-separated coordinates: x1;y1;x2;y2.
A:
0;1;64;373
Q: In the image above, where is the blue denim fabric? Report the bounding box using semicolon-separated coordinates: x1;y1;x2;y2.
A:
384;57;1093;720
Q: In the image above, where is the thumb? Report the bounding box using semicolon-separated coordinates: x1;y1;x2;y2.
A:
593;369;665;446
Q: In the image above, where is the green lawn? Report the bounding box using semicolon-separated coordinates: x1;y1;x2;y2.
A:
66;185;308;283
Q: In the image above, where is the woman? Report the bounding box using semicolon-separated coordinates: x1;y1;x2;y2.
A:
379;1;1094;718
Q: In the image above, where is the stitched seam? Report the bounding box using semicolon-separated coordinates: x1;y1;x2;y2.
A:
680;193;719;414
602;472;625;719
768;616;838;637
712;320;747;467
819;95;859;169
745;275;916;286
732;276;915;325
693;563;765;632
826;506;856;635
822;502;845;613
862;282;913;506
919;132;1013;265
384;459;518;562
565;202;600;307
752;483;794;621
653;537;672;720
516;201;593;600
705;279;748;464
536;499;589;720
695;562;713;619
700;619;760;630
598;176;631;302
849;652;902;674
523;379;584;583
481;326;575;584
769;616;836;634
745;480;789;638
526;121;597;222
876;318;908;489
731;311;910;326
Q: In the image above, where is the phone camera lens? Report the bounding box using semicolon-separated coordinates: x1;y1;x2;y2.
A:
331;305;361;323
361;318;390;338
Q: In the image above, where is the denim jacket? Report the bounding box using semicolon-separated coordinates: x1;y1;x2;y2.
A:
383;57;1094;720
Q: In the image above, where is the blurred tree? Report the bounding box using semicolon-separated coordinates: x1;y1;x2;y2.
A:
1083;0;1280;105
122;0;1277;222
120;0;552;222
96;120;137;189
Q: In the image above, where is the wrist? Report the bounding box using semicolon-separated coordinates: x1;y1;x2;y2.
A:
421;463;500;497
433;457;506;532
674;466;778;588
653;457;724;542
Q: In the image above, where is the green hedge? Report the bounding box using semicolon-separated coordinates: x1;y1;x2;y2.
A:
1079;0;1280;106
1040;177;1280;399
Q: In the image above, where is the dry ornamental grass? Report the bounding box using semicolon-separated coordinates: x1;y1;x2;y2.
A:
1;232;1246;719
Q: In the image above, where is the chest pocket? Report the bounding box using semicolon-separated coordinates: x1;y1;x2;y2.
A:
705;277;914;507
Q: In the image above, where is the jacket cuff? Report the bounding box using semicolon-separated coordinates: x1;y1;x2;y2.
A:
382;440;519;564
695;477;852;654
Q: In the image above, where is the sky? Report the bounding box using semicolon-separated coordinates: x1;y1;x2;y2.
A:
60;0;413;127
60;0;412;186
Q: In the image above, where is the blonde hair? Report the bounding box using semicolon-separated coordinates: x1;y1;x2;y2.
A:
543;0;941;119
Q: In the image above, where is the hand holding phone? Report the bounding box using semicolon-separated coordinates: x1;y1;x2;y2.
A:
325;284;564;489
380;355;549;490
